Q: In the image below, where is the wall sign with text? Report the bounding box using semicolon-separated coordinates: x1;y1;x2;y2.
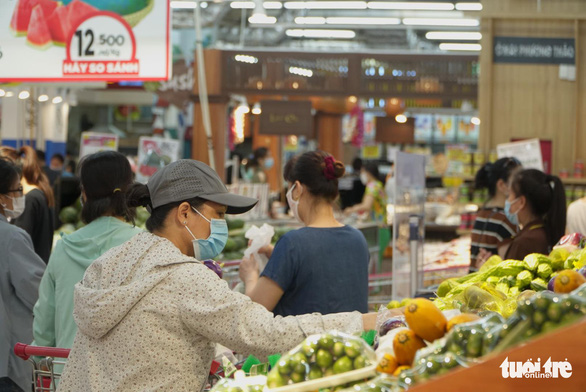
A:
259;100;313;136
0;0;170;81
494;37;575;65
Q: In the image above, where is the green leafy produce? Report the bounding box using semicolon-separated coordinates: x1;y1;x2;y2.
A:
523;254;542;272
537;263;553;280
549;248;570;271
530;278;548;292
486;276;500;285
495;283;510;296
437;279;458;297
515;270;533;289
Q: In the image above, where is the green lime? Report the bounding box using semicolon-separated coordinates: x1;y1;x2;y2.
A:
333;356;353;374
316;349;333;368
290;371;305;383
443;354;459;369
291;353;307;374
332;341;345;358
308;365;323;380
323;368;335;377
302;338;319;357
277;359;291;375
425;359;441;375
344;342;361;358
267;371;287;388
353;355;366;369
387;300;401;309
547;303;563;322
319;335;335;349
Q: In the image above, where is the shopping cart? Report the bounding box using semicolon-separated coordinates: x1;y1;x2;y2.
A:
14;343;70;392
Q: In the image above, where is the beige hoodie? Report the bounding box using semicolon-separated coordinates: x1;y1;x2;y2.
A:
57;232;363;392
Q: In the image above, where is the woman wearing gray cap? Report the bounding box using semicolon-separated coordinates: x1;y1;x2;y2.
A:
57;159;387;392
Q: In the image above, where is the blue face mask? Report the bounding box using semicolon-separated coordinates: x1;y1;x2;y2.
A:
263;157;274;169
504;198;520;226
185;207;228;260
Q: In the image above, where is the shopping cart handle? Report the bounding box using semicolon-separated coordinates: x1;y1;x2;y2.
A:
14;343;70;361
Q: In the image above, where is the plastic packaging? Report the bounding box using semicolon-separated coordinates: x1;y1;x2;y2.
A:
266;331;377;391
244;224;275;271
396;352;468;387
553;233;585;253
336;375;408;392
441;312;504;359
210;372;266;392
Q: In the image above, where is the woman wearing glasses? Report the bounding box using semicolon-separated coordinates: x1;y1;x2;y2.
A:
470;157;521;270
0;158;46;392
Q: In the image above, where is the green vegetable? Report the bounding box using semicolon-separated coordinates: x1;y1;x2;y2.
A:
509;286;520;297
495;283;510;296
537;264;553;280
546;303;563;322
530;278;548;292
498;276;510;285
523;254;542;272
486;276;500;285
437;279;459;297
516;270;534;289
533;311;547;328
493;260;525;277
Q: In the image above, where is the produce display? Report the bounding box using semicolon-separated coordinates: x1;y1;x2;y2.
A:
266;332;376;390
337;375;407;392
209;374;266;392
219;221;292;261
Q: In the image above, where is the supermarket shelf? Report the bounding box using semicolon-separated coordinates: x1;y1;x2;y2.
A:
562;177;586;185
408;318;586;392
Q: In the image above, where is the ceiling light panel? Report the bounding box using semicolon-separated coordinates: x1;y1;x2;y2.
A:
368;2;454;11
284;1;368;10
403;18;479;26
426;31;482;40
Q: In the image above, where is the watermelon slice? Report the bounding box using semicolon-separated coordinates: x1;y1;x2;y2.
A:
10;0;57;36
47;6;71;46
67;0;99;31
26;5;52;50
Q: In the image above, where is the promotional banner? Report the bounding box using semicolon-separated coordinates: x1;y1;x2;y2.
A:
79;132;118;158
0;0;170;81
497;138;545;172
136;136;181;183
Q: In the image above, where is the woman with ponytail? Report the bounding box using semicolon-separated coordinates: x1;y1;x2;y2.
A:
502;168;567;260
33;151;143;352
240;150;369;316
1;146;56;262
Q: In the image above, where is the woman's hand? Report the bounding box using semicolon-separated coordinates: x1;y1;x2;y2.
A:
475;248;493;269
239;255;260;288
258;244;274;259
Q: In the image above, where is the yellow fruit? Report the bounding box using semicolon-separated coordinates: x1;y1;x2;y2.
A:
393;329;426;366
554;269;586;293
375;353;398;375
404;298;447;342
393;365;411;377
446;313;481;332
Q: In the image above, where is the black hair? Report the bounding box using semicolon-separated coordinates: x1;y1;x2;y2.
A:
510;168;566;247
352;157;363;172
79;151;136;224
66;160;76;173
284;150;345;202
36;149;46;162
0;158;19;195
51;153;65;164
363;162;383;184
126;183;205;232
475;157;521;197
246;147;269;170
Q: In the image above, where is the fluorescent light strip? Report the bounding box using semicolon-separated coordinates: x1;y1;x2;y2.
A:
455;2;483;11
289;66;314;77
426;31;482;40
285;1;367;10
234;54;259;63
326;17;401;25
368;2;454;10
248;14;277;24
264;1;283;9
295;16;326;24
403;18;479;26
439;43;481;51
230;1;254;8
286;29;356;38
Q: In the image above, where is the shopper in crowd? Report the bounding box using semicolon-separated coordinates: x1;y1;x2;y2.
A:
33;151;144;352
470;157;521;270
339;157;366;210
501;169;566;260
566;196;586;235
243;147;273;183
50;153;65;172
57;159;383;392
63;160;76;178
239;151;369;316
0;146;55;263
37;149;60;186
344;162;387;224
0;158;46;392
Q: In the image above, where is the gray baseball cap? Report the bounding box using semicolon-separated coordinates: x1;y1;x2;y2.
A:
146;159;257;214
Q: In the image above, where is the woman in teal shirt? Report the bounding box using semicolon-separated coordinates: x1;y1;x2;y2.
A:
33;151;143;350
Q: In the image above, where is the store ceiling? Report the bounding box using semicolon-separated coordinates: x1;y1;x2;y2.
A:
171;0;482;52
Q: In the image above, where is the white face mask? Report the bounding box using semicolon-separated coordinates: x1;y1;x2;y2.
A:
286;183;302;223
2;195;26;220
360;172;369;185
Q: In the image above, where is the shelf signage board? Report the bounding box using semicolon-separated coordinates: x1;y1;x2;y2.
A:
136;136;181;183
494;37;575;65
79;132;118;158
0;0;170;81
259;100;313;136
497;138;544;172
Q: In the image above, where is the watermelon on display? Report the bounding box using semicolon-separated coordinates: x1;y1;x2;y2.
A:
26;5;52;50
67;0;99;30
10;0;57;36
47;6;71;46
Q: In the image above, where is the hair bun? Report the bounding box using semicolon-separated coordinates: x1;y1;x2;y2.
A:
333;161;345;179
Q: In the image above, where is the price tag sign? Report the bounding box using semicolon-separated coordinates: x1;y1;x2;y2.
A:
64;13;138;77
0;0;169;82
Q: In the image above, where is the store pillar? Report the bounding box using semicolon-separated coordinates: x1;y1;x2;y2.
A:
252;116;282;192
316;112;343;161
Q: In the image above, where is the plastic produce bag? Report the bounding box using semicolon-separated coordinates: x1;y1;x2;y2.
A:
553;232;585;253
441;313;504;359
266;331;377;390
210;371;266;392
244;224;275;272
396;352;468;388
